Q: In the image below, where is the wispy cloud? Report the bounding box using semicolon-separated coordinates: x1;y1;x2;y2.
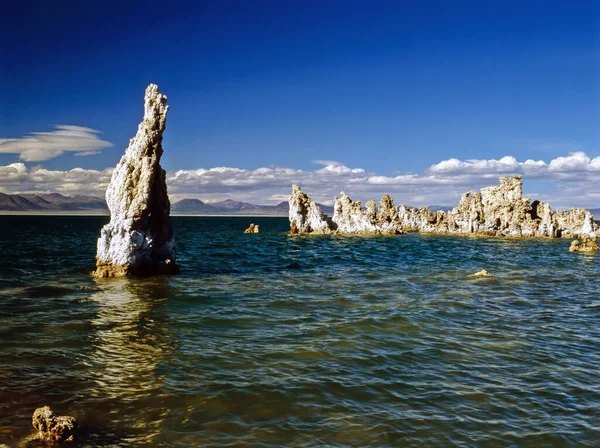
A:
0;125;113;161
0;153;598;208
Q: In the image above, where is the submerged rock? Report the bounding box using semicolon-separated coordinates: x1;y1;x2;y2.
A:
244;223;260;234
289;185;336;234
569;236;599;253
31;406;77;443
95;84;177;278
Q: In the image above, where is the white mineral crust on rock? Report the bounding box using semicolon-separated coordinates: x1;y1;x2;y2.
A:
288;187;405;234
579;213;596;237
289;185;335;234
397;175;597;238
376;194;404;234
95;84;177;277
289;175;597;238
332;192;379;233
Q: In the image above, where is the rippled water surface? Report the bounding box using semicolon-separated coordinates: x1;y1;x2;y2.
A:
1;216;599;447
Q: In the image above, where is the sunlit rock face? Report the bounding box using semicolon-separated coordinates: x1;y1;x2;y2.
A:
375;194;404;234
332;192;379;233
289;186;405;235
398;175;597;238
452;176;546;236
289;185;335;234
290;176;597;238
31;406;77;443
555;209;597;238
95;84;177;277
398;205;450;233
569;235;599;253
331;192;405;234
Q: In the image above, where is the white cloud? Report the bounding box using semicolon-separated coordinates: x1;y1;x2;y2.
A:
0;165;113;196
0;125;113;161
427;151;600;180
0;153;598;208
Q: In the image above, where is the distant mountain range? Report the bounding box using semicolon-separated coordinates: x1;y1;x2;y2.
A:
0;192;107;211
171;198;298;215
0;192;334;215
0;192;596;218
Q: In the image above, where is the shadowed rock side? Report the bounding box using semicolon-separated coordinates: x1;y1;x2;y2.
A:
95;84;177;277
290;176;598;238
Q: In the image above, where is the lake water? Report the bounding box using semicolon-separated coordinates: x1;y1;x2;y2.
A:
0;216;598;447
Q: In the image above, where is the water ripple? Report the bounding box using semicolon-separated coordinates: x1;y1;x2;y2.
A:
0;216;598;446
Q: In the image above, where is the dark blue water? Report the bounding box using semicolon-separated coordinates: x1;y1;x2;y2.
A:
0;216;599;447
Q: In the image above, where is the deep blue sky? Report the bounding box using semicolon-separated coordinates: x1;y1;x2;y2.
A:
1;0;598;174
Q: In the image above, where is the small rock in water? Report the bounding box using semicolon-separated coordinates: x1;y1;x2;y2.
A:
290;220;299;234
470;269;494;278
31;406;77;443
569;236;599;253
244;223;260;234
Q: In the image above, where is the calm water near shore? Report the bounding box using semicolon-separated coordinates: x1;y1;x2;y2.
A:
0;216;598;447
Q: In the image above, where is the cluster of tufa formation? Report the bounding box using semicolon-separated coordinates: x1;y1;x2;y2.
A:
289;185;404;235
95;84;177;278
333;192;405;234
397;176;597;237
289;176;598;239
31;406;77;443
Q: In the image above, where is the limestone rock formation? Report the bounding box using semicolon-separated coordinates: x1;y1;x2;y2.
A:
244;223;260;233
332;192;379;233
398;205;450;233
289;176;597;238
95;84;177;277
330;191;405;234
398;175;597;238
569;236;599;253
289;185;335;234
288;186;406;234
376;194;404;234
32;406;77;443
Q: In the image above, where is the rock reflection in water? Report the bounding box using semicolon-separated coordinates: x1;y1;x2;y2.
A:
86;278;176;443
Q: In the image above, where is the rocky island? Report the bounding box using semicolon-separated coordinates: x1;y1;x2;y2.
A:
289;185;404;234
289;175;598;239
94;84;177;277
